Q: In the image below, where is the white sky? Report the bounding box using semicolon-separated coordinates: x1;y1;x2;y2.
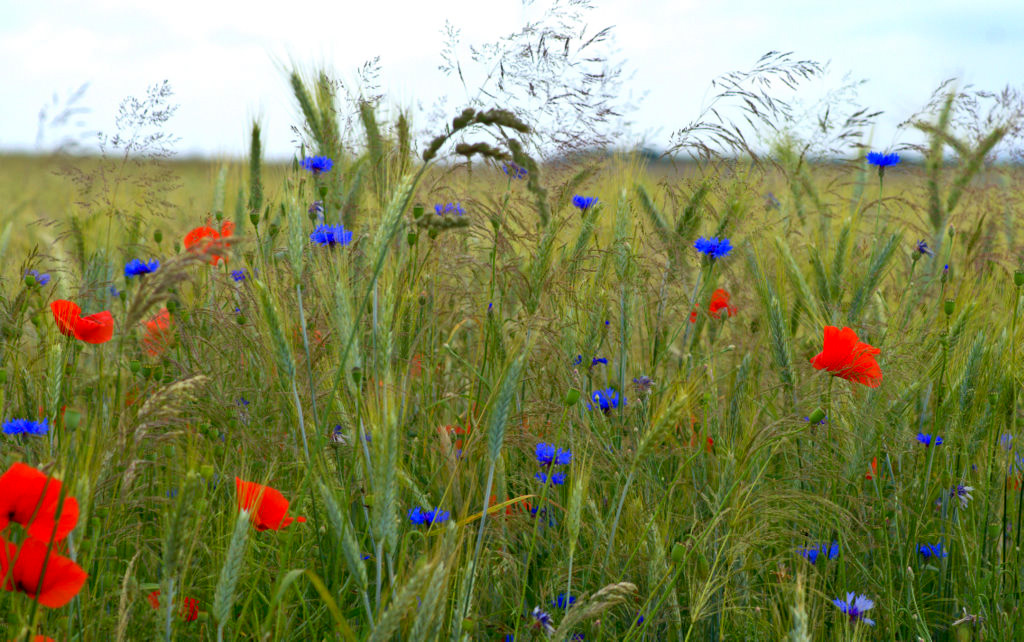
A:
1;0;1021;159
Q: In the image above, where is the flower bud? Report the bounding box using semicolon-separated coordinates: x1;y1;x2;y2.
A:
807;408;826;425
64;409;81;430
944;299;955;316
1015;270;1024;287
564;389;581;406
318;185;328;200
129;360;141;373
407;232;418;247
351;367;362;386
154;229;163;244
24;274;36;287
250;212;260;227
200;464;215;479
413;205;424;220
671;542;685;563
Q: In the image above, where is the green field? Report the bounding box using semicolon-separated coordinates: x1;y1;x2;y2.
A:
1;80;1023;642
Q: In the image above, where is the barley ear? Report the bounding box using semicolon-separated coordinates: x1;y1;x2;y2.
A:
214;510;250;638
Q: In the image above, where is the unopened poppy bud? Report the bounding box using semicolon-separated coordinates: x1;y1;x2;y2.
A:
166;299;179;313
119;289;127;301
671;542;685;563
413;205;424;220
318;185;328;200
129;360;141;373
200;464;214;479
1015;270;1024;287
269;223;280;237
173;240;181;253
24;274;36;287
351;367;362;386
947;225;955;239
215;211;223;222
807;408;826;425
944;299;955;316
236;315;245;325
418;292;428;306
30;313;41;326
564;389;581;406
64;409;81;430
154;229;163;244
250;212;259;227
407;232;418;247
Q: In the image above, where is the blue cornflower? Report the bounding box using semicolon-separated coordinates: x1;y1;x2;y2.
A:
309;201;324;218
503;162;527;180
237;397;250;407
534;471;567;485
832;592;875;626
310;224;353;247
536;443;572;467
918;541;947;560
572;195;599;211
694;237;733;260
408;506;450;526
588;388;625;412
300;156;333;175
916;432;943;447
25;269;51;286
110;286;120;297
950;484;974;508
2;417;49;436
866;151;900;168
802;415;828;426
572;355;583;366
552;593;577;609
797;541;839;564
633;376;654;394
124;259;159;278
916;240;934;257
1001;433;1014;450
434;202;466;216
765;192;781;210
231;269;247;282
530;607;555;634
591;357;608;366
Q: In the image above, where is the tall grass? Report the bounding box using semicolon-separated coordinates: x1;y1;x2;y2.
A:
0;78;1023;642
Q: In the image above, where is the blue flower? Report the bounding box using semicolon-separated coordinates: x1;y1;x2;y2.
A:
310;224;353;247
530;606;555;634
591;357;607;366
866;151;900;168
536;443;572;467
2;417;49;436
833;592;875;626
572;195;599;211
765;192;781;210
231;269;247;282
949;484;974;508
309;200;324;217
588;388;625;412
552;593;576;609
300;156;333;174
694;237;733;259
797;541;839;564
25;269;50;286
408;506;450;526
434;202;466;216
916;432;943;447
916;240;934;257
633;376;654;394
802;415;828;426
572;355;583;366
534;471;567;485
918;541;947;560
503;162;527;180
124;259;159;278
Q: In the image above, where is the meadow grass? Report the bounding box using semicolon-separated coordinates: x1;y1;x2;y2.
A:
0;84;1023;642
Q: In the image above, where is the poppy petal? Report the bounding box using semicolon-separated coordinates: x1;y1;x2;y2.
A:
74;310;114;344
50;300;81;337
0;463;79;542
11;537;88;608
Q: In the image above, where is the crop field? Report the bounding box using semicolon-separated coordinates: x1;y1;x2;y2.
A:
2;73;1024;642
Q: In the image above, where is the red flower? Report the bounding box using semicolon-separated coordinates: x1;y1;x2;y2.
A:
708;289;737;319
0;463;79;543
235;478;306;531
689;289;737;323
142;308;173;357
810;326;882;387
865;457;878;481
50;300;80;337
50;300;114;344
184;221;234;265
0;536;88;608
147;589;200;622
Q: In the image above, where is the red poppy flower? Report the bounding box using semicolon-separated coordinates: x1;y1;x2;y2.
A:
0;536;88;608
50;300;80;337
0;463;79;543
708;289;737;319
147;589;200;622
142;308;173;357
184;221;234;265
235;478;306;531
865;457;878;481
50;300;114;344
689;289;737;323
810;326;882;387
